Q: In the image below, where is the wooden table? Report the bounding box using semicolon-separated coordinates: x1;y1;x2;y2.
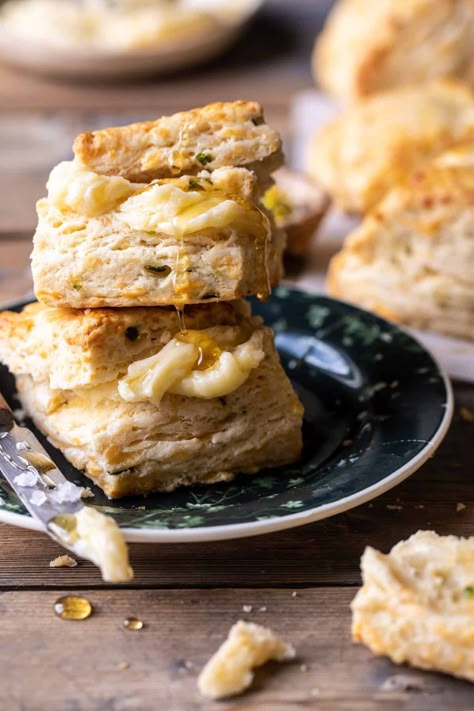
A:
1;2;473;709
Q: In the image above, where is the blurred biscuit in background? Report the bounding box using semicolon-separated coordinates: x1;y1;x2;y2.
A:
314;0;474;104
308;80;474;214
327;150;474;341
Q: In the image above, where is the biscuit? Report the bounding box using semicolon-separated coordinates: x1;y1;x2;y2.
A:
13;326;303;497
352;531;474;683
0;300;254;390
31;165;284;307
309;80;474;213
314;0;474;104
73;101;283;185
327;160;474;340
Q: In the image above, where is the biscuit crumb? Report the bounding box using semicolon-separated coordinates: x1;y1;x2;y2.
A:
291;591;298;598
456;503;467;512
81;487;94;499
49;555;78;568
460;407;474;423
117;662;129;671
258;606;267;612
386;504;403;511
380;674;427;692
242;605;253;613
198;620;295;699
300;663;308;672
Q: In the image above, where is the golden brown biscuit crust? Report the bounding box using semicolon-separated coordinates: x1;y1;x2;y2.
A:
314;0;474;103
352;531;474;683
309;80;474;213
73;101;283;184
15;328;304;498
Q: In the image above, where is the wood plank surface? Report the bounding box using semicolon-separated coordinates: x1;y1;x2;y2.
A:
1;1;474;709
2;588;474;711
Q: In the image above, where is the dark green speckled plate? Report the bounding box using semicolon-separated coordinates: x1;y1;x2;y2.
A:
0;288;453;542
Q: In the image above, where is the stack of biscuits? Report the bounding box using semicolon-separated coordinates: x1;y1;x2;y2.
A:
0;102;304;498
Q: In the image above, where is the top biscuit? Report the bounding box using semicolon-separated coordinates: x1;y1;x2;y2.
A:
73;101;283;184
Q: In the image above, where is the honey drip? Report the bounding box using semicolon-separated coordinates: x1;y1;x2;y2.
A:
123;616;144;631
176;330;221;371
174;305;187;334
54;595;92;621
254;206;271;301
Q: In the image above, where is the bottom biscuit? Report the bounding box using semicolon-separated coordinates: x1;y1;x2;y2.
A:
16;329;303;498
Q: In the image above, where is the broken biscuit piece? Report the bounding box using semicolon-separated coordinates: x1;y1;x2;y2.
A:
49;554;78;568
352;530;474;683
198;620;295;699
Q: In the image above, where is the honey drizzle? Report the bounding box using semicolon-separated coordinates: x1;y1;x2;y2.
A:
254;206;271;301
166;158;271;308
54;595;92;621
174;304;187;334
175;330;221;371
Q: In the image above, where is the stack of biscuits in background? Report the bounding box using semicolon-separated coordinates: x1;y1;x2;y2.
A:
307;0;474;342
0;101;304;499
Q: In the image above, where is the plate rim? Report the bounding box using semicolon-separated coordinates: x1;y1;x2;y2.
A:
0;291;454;543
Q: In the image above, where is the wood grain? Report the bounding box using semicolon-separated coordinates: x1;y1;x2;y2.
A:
2;588;473;711
0;1;474;708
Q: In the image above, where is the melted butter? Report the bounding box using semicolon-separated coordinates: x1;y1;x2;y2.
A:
119;178;271;302
47;161;141;216
47;508;133;584
118;329;265;404
176;330;221;371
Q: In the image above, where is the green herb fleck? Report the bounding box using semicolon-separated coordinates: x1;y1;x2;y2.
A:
72;283;82;291
195;152;213;166
125;326;139;342
188;178;204;190
251;116;264;126
464;586;474;598
145;265;171;277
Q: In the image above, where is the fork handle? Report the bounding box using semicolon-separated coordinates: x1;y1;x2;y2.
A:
0;392;14;430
